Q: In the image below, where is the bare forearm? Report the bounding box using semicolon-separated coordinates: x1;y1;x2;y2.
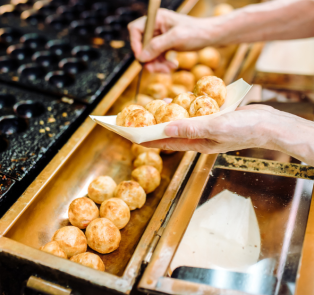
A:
205;0;314;46
263;112;314;165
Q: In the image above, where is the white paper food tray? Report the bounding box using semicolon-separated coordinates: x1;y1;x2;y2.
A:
90;79;252;144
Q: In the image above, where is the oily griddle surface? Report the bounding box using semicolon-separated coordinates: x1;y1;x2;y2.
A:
5;123;185;277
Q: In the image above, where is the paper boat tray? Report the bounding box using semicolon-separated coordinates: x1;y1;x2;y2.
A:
90;79;252;144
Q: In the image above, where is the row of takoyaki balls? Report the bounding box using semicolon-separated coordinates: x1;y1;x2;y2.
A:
116;75;227;128
39;144;163;272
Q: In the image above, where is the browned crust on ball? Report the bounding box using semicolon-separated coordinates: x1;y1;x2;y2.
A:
193;76;227;107
198;47;221;70
155;103;189;124
68;197;99;229
131;143;160;158
52;226;87;258
189;96;220;117
70;252;105;271
172;92;196;110
191;64;214;81
114;180;146;210
100;198;130;229
88;176;117;204
85;218;121;254
146;83;168;100
40;241;67;259
133;152;163;173
172;71;195;92
116;105;145;126
131;165;161;194
145;100;166;116
123;109;156;127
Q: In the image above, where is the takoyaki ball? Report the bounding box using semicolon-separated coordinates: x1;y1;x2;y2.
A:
193;76;227;107
131;143;160;158
68;197;99;229
189;96;220;117
52;226;87;258
191;64;214;81
198;47;221;70
40;241;67;259
116;105;146;126
133;151;163;173
70;253;105;271
131;165;161;194
172;71;195;92
213;3;234;16
172;92;196;110
136;94;154;107
145;100;166;116
149;73;172;90
146;83;168;100
100;198;130;229
176;51;198;70
114;180;146;210
88;176;117;204
168;84;187;98
123;109;156;127
85;218;121;254
155;103;189;124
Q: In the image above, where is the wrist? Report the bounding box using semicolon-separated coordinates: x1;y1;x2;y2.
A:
259;110;314;164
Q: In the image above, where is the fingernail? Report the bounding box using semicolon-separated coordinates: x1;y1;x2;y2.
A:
139;49;150;62
165;125;178;137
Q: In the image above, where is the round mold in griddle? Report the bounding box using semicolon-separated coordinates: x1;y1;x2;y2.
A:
6;44;34;61
0;136;9;153
18;63;46;80
95;25;120;41
80;11;103;25
0;56;19;73
71;45;99;61
13;0;32;12
59;57;86;74
0;115;28;135
21;9;46;25
45;40;72;56
50;0;69;5
0;94;16;109
45;14;70;30
45;70;74;88
0;28;22;43
69;0;90;12
56;5;79;20
0;4;20;17
104;15;124;31
14;100;45;118
32;51;59;67
70;20;95;36
0;41;7;51
33;1;58;16
92;2;109;16
116;7;141;19
20;33;47;50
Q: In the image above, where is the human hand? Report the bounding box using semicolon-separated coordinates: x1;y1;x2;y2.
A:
128;8;216;72
142;105;276;153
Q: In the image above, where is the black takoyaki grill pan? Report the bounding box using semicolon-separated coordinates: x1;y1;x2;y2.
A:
0;0;184;215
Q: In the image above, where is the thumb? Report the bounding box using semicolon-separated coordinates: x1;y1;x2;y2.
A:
138;29;177;63
165;118;212;139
